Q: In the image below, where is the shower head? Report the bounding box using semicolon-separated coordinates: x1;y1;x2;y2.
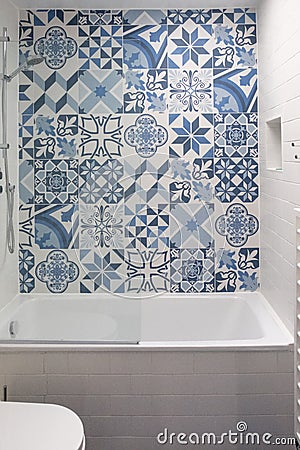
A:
26;55;44;67
6;55;44;82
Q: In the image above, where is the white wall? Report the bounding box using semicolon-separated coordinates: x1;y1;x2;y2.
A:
258;0;300;334
0;0;18;309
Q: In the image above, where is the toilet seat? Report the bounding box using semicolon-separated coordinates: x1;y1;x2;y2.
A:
0;401;85;450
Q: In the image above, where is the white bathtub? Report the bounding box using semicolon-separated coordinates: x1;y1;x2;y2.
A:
0;292;293;349
0;292;294;447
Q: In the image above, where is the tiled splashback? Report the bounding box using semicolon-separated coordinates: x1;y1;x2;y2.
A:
18;8;259;295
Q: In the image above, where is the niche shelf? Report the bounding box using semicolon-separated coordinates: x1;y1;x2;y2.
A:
266;117;283;171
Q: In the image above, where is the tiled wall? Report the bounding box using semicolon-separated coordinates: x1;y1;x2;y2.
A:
258;0;300;333
18;8;259;295
0;349;294;450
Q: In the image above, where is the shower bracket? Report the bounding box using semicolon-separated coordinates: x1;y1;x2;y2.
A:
0;144;9;149
0;36;10;43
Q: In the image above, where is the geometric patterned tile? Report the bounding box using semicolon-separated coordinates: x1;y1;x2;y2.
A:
170;202;214;249
123;10;166;25
78;114;123;159
34;159;79;204
79;25;122;70
124;203;169;249
78;69;123;114
215;157;258;203
79;159;123;205
19;249;35;293
168;23;213;69
78;10;123;26
214;113;258;158
170;247;215;293
18;7;259;295
20;160;34;204
118;248;170;294
169;113;213;158
19;114;34;159
79;248;124;293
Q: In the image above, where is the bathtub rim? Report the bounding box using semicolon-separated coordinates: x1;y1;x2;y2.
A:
0;292;293;352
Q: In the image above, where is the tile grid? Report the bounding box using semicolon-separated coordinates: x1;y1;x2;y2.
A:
18;8;259;295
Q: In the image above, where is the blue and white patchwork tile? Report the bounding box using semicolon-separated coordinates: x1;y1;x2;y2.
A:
170;157;214;182
167;9;213;25
34;25;78;70
170;202;214;249
116;248;169;294
78;10;123;26
34;159;79;204
78;25;122;70
19;249;35;293
168;23;213;69
215;202;259;248
19;114;34;159
79;114;123;159
214;113;258;157
215;246;259;292
122;157;170;204
35;204;79;249
79;69;123;114
79;159;124;205
20;160;34;204
19;10;34;48
215;157;258;203
123;10;166;25
213;68;257;112
32;67;79;115
124;203;169;250
19;70;34;116
169;159;214;204
124;113;169;158
79;248;124;293
210;9;256;25
123;24;167;69
33;114;79;159
170;247;215;293
24;9;78;27
80;203;123;249
169;69;213;113
124;69;168;113
35;249;80;293
19;204;35;249
169;113;213;158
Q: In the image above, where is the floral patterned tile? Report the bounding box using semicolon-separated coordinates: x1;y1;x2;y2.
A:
124;69;168;113
215;246;259;292
168;69;213;114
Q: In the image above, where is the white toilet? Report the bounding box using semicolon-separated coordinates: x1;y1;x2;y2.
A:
0;401;85;450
